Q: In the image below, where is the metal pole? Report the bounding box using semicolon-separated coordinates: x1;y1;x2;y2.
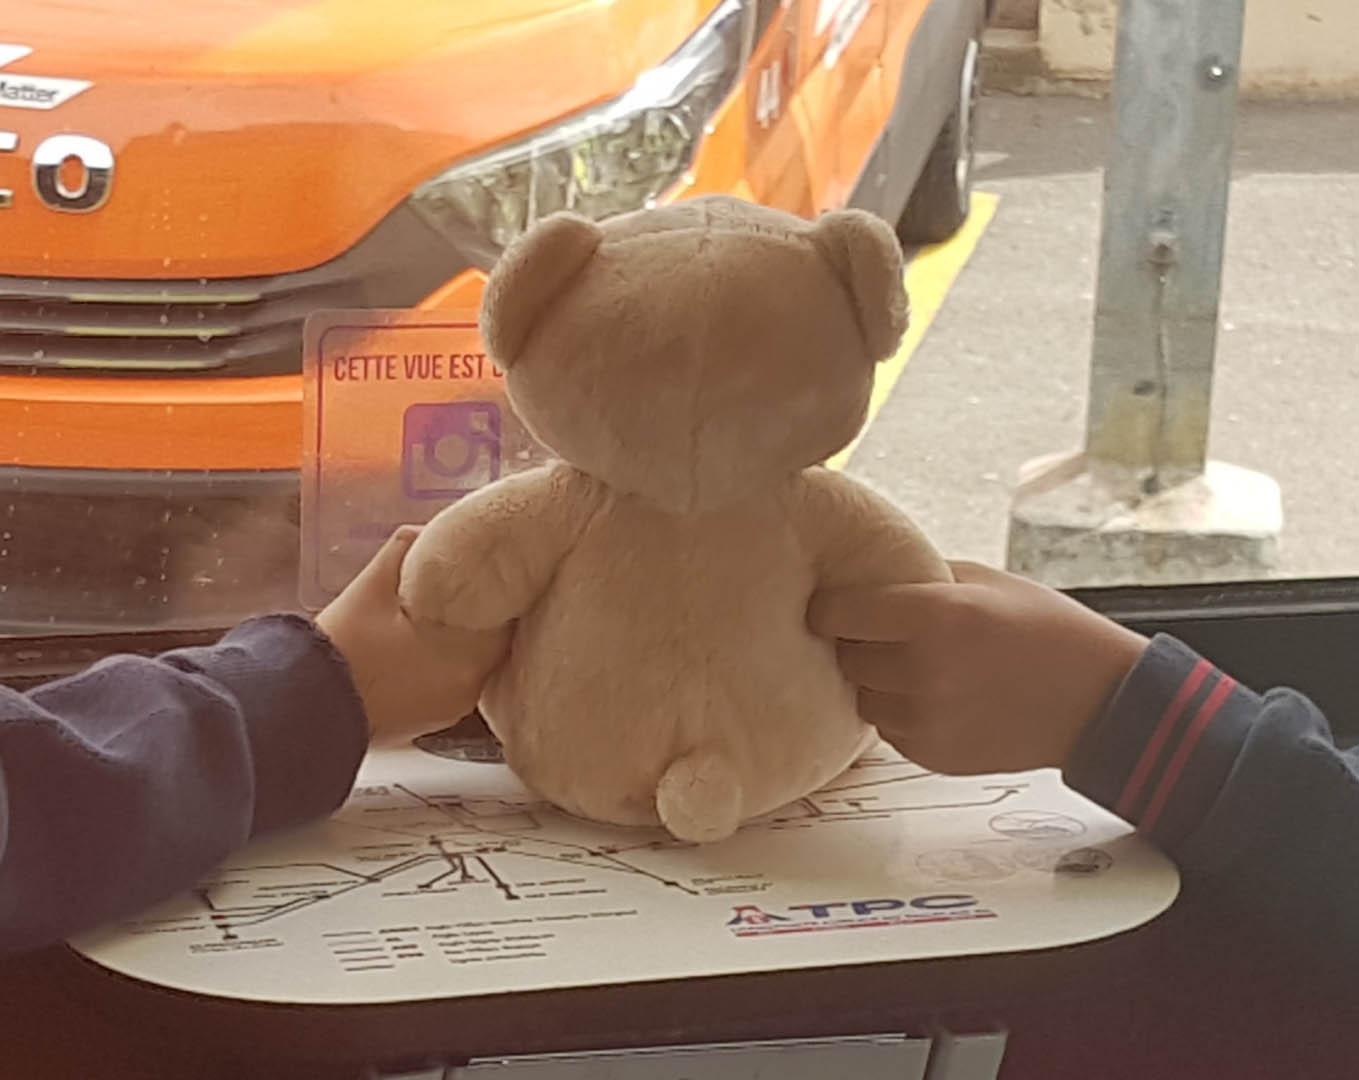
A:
1084;0;1246;493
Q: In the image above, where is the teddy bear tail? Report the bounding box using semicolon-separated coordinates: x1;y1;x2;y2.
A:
655;750;743;844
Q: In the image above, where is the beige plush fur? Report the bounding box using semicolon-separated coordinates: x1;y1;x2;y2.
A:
399;195;950;843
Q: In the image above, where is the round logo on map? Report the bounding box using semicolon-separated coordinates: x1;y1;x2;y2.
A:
915;847;1017;882
1013;845;1115;875
988;810;1087;842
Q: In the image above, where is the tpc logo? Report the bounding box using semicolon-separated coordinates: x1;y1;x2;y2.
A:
726;895;996;937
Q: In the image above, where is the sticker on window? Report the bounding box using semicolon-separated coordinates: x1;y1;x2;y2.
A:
300;309;549;611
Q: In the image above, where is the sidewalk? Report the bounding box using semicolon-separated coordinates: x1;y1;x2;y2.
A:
847;94;1359;583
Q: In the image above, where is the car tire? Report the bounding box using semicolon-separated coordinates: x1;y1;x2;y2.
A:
896;32;981;246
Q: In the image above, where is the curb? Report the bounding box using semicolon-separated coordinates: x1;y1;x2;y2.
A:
981;26;1359;101
980;28;1107;99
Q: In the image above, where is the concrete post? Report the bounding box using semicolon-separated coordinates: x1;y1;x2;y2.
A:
1006;0;1282;589
1085;0;1242;488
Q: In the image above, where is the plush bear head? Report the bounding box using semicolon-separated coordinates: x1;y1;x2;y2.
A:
480;194;909;513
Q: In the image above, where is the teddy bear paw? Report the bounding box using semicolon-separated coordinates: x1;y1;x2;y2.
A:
399;546;512;632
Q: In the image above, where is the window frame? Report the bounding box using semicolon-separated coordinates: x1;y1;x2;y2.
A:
1074;576;1359;742
6;577;1358;743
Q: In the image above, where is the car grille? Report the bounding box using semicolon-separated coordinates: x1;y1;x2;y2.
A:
0;205;465;377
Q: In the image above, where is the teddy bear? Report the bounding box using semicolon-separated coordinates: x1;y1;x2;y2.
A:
398;194;951;843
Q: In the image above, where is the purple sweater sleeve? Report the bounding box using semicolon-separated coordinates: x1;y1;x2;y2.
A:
0;614;368;955
1064;633;1359;965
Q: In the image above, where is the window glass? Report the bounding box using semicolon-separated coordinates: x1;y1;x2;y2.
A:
846;94;1359;591
2;1;1354;644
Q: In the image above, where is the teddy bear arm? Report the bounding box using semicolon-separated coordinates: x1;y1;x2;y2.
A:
400;465;599;631
796;469;952;589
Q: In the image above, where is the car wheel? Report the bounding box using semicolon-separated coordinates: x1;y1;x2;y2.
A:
896;32;981;245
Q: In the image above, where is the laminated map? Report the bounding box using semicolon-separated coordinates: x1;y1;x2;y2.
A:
72;740;1179;1005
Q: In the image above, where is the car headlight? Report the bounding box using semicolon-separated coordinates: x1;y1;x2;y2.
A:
408;0;754;265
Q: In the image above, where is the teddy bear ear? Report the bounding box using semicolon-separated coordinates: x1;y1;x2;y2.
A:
479;213;604;368
810;209;910;362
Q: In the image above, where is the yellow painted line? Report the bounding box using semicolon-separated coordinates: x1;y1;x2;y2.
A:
826;190;998;472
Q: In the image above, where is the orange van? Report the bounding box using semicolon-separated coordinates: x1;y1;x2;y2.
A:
0;0;989;632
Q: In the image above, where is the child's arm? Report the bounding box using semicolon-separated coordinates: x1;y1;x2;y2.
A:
0;527;507;955
1065;634;1359;973
809;561;1359;971
399;463;602;632
794;468;953;588
0;613;367;955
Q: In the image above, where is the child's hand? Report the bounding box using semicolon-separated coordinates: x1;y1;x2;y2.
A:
317;527;512;745
808;561;1149;774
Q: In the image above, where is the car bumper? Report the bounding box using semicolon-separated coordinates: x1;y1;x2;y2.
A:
1;465;302;635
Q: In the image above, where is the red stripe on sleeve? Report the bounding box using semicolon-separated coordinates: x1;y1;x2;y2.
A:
1139;677;1239;834
1115;659;1213;819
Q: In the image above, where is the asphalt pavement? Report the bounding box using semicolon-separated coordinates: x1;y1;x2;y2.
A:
846;94;1359;583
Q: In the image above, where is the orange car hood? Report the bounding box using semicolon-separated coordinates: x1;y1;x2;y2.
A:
0;0;720;279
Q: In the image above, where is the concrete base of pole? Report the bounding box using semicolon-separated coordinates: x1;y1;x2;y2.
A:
1006;450;1283;589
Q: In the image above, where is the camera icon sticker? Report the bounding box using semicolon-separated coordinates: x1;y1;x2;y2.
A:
401;401;502;499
